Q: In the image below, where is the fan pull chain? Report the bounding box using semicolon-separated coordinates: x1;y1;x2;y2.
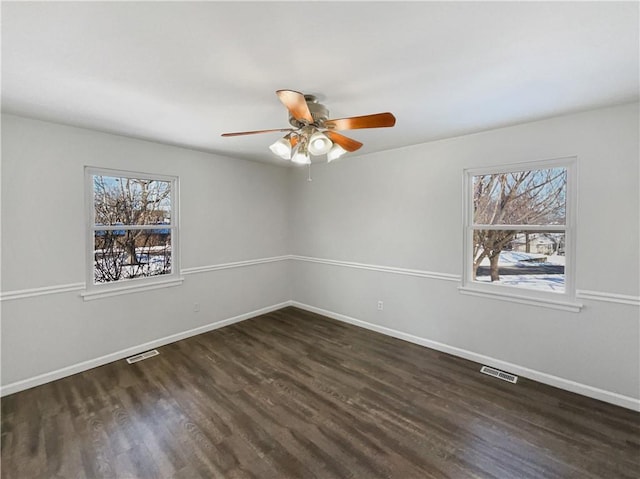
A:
307;163;312;182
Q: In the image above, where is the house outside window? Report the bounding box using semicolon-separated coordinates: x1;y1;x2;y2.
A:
83;167;182;299
460;157;580;311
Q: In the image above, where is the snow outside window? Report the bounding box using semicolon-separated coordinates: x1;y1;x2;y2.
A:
83;167;182;299
460;158;579;311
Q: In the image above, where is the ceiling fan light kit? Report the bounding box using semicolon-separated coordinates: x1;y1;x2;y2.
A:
268;136;292;159
292;149;311;165
308;130;333;155
327;144;347;163
222;90;396;165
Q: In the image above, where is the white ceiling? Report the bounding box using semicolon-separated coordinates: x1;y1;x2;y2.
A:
2;2;638;165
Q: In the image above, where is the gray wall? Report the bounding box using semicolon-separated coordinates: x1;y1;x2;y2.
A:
289;102;640;404
1;114;291;388
2;103;639;409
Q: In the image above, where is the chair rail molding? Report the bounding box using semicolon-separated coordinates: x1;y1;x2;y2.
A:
2;255;638;308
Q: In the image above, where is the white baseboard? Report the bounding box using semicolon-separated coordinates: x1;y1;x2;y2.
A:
0;301;293;397
4;299;638;412
290;301;640;412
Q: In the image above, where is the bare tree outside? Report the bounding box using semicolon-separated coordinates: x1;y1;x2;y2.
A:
93;175;172;283
472;168;567;283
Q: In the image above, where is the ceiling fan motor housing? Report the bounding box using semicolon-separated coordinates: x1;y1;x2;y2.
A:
289;94;329;128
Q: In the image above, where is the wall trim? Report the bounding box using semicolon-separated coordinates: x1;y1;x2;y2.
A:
577;290;640;307
290;301;640;412
180;255;290;275
0;282;86;301
292;255;639;307
0;256;290;301
0;301;293;397
81;277;185;301
458;286;583;312
290;255;461;282
2;257;637;308
3;297;638;408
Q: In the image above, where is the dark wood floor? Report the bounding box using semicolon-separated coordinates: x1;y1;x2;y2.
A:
2;307;639;478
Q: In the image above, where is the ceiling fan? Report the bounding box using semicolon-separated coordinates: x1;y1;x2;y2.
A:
221;90;396;164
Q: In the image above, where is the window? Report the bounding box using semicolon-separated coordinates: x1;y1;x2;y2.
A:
83;167;181;299
461;158;580;311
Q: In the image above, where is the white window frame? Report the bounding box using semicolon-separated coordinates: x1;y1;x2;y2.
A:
82;166;183;301
459;157;582;312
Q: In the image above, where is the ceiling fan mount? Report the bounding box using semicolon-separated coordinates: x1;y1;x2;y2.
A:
222;90;396;165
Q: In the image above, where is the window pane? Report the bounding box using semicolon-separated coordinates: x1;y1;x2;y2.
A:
94;229;172;284
93;175;172;226
473;168;566;225
472;230;565;293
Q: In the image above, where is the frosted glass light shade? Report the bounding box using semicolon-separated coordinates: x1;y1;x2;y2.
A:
292;149;311;165
327;144;347;162
269;138;291;159
308;131;333;155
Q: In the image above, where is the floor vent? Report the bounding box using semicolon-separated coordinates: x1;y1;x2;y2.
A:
126;349;159;364
480;365;518;384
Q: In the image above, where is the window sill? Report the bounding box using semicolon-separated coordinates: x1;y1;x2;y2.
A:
458;286;583;312
81;277;184;301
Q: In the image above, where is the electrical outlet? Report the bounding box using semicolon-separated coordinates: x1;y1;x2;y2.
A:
377;301;384;311
193;303;200;312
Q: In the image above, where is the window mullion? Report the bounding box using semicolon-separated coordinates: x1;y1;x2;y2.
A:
92;224;174;231
471;224;566;231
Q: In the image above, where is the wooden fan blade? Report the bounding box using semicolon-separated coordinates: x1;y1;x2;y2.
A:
325;131;363;152
276;90;314;123
221;128;293;137
324;112;396;130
